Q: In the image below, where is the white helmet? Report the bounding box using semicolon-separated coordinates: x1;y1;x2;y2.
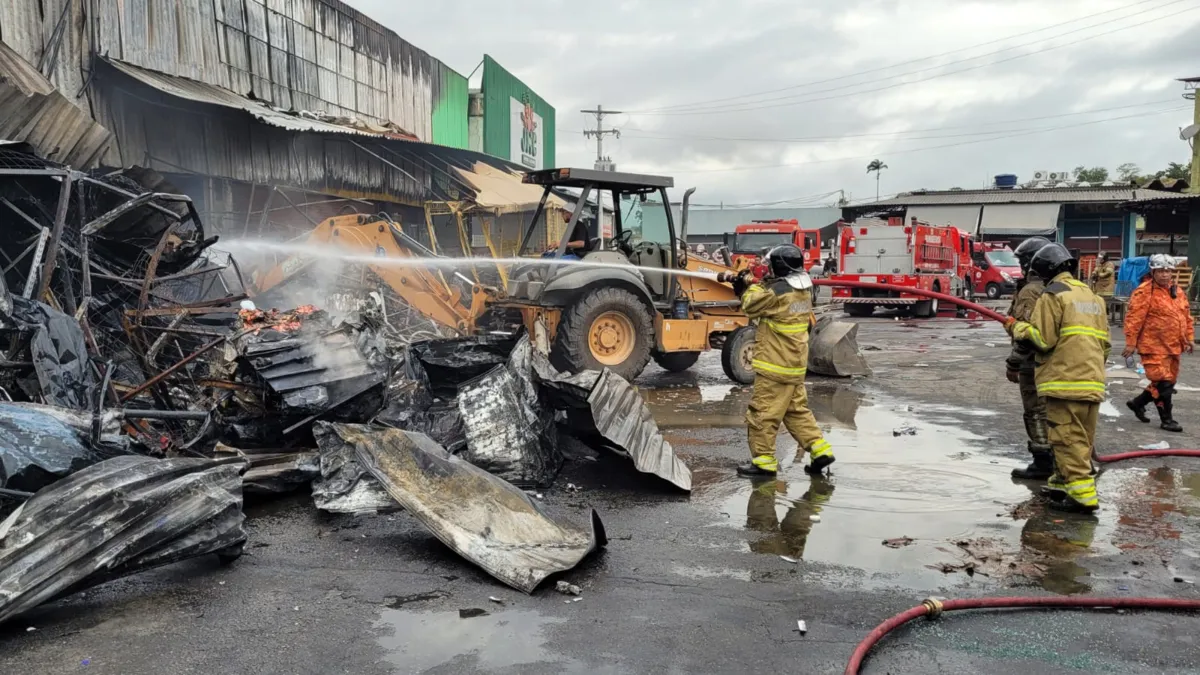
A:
696;243;707;252
1149;254;1176;270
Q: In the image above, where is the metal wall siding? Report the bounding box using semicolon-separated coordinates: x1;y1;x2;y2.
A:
431;63;468;149
480;55;555;166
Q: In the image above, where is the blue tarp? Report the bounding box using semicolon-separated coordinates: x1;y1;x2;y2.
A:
1116;256;1149;297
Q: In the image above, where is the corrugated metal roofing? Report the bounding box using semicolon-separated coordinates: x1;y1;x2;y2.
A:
104;58;387;137
0;39;112;168
862;186;1185;207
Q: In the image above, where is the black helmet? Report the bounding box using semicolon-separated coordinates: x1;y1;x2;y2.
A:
764;244;806;278
1013;237;1050;274
1029;243;1074;282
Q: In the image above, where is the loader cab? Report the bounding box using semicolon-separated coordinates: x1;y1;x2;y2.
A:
518;168;685;302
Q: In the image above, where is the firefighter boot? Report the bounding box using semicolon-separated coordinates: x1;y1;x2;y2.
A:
1127;390;1154;424
1156;383;1183;433
803;439;835;475
1011;445;1054;480
738;455;778;478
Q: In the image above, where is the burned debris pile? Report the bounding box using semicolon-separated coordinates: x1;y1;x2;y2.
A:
0;146;692;624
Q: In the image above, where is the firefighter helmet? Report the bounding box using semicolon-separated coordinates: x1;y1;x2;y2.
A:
1029;243;1075;282
1149;254;1176;270
764;244;807;278
1013;237;1050;274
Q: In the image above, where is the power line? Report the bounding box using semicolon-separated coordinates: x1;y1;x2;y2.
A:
632;0;1198;116
629;0;1165;114
642;105;1190;174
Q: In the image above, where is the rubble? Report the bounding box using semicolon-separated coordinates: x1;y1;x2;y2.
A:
315;422;606;593
0;404;103;494
0;455;246;626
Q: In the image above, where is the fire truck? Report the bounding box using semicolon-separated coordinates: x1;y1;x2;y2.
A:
726;219;821;270
832;216;967;318
969;242;1022;298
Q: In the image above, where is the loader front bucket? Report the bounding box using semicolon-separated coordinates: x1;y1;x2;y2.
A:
808;316;870;377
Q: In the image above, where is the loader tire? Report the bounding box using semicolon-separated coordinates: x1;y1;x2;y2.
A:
721;325;756;385
552;287;653;382
653;351;701;373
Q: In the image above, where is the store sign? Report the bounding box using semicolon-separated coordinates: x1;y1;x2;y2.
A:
511;94;543;169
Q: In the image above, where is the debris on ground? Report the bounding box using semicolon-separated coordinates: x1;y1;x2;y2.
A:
315;423;607;593
555;581;582;596
1140;441;1170;450
892;425;917;437
0;456;246;626
459;608;489;618
882;537;915;548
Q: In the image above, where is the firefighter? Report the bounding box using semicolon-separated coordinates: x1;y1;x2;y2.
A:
1006;236;1053;480
1124;254;1194;433
731;244;835;478
1005;243;1109;513
1091;252;1116;316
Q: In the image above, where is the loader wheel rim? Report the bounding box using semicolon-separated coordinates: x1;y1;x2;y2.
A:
589;311;636;366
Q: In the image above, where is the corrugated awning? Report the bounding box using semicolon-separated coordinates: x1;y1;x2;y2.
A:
454;162;567;214
906;205;981;231
980;203;1061;236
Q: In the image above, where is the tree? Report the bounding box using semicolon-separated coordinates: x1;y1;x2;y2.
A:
1160;161;1192;181
1073;165;1109;182
1116;163;1141;181
867;159;888;200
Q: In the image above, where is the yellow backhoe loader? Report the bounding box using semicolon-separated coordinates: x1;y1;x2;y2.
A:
248;168;867;383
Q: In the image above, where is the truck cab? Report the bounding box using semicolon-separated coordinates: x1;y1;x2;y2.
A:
971;243;1022;299
727;219;820;270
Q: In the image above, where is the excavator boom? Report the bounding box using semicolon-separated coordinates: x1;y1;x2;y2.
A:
249;214;485;334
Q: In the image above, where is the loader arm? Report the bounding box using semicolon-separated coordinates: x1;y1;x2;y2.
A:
250;214;486;334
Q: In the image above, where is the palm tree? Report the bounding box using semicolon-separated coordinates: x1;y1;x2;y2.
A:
867;159;888;201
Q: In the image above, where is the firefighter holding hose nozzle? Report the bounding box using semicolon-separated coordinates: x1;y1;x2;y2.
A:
725;245;835;478
1004;243;1109;513
1124;254;1194;433
1006;236;1053;480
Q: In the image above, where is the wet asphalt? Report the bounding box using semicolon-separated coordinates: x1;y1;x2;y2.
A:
3;307;1200;674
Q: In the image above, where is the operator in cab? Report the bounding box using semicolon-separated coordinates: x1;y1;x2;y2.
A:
1005;243;1109;513
729;245;835;478
1006;236;1053;481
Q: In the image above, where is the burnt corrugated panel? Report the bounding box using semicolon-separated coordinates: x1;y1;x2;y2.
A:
0;40;111;168
0;1;46;66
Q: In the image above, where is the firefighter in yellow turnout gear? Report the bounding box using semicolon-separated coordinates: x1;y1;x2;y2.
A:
1005;244;1109;513
1006;237;1053;480
732;245;835;478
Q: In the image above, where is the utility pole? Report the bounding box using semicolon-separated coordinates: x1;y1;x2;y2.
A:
581;105;622;240
581;105;621;171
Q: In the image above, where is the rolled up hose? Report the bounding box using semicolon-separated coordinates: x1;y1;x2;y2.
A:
811;279;1008;322
846;596;1200;674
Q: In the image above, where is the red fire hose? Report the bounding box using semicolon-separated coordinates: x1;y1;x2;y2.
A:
811;278;1008;322
807;279;1200;673
845;596;1200;674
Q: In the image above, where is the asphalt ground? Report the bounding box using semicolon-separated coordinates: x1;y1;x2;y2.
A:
3;307;1200;674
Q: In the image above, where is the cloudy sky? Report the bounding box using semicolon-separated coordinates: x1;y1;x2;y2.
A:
353;0;1198;206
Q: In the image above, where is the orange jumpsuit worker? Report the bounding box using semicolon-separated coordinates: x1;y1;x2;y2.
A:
1124;254;1194;432
731;244;835;478
1006;243;1109;513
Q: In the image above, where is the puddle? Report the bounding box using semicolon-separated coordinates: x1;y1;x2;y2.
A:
643;383;864;429
376;608;572;672
671;564;753;581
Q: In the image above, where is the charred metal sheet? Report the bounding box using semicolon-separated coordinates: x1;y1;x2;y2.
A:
241;452;319;495
533;353;691;491
404;335;516;399
0;456;247;626
0;404;101;493
456;338;559;487
0;296;95;411
317;423;605;593
311;431;401;515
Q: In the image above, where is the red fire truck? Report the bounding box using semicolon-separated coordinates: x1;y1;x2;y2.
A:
832;216;967;318
726;220;821;270
944;228;1022;299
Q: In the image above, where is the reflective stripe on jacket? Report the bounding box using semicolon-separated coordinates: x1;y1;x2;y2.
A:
1124;279;1194;356
1011;272;1109;402
741;280;814;384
